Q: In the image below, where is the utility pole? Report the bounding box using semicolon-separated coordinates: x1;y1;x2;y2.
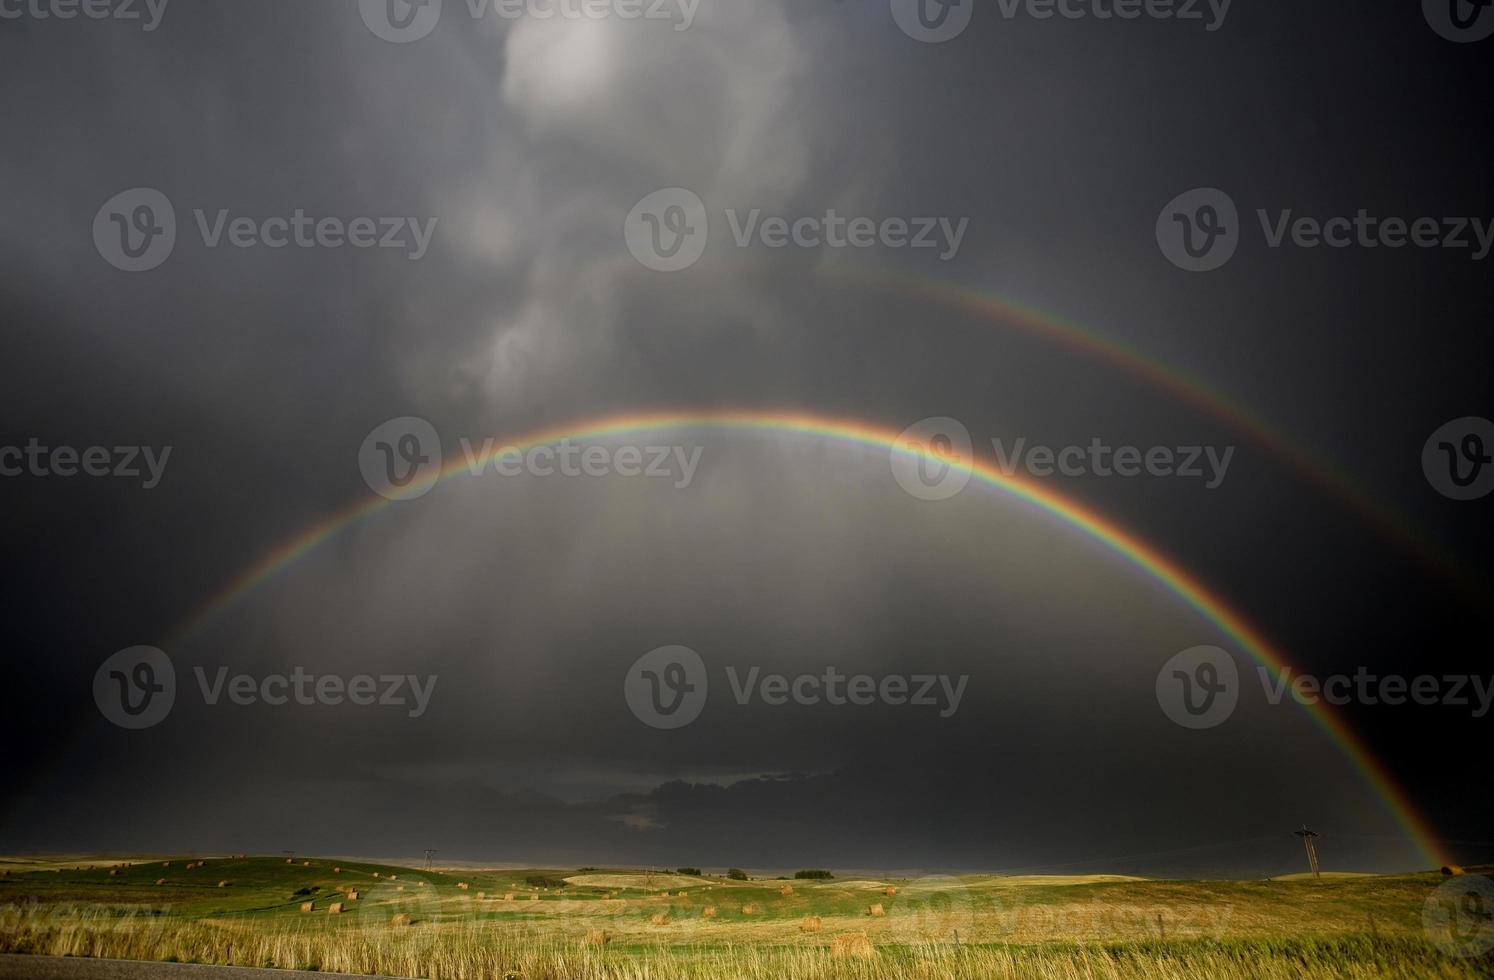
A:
1294;826;1321;879
424;849;437;872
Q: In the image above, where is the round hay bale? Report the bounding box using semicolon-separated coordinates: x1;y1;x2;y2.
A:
650;912;669;926
780;884;794;896
702;906;717;918
831;933;876;959
1441;865;1466;876
740;904;759;915
328;902;344;915
884;886;899;896
300;901;315;913
800;916;823;933
391;913;413;928
868;903;885;917
584;929;609;946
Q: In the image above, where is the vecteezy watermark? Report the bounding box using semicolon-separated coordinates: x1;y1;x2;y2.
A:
358;0;699;44
93;188;438;272
0;0;169;31
1;439;172;489
93;647;439;728
991;436;1235;489
1155;646;1240;730
195;666;438;718
623;646;969;729
891;0;975;43
1157;648;1494;729
889;417;1236;502
889;0;1231;43
1157;188;1494;271
1424;0;1494;43
1423;416;1494;501
1423;875;1494;957
624;187;971;272
990;0;1231;30
624;645;709;729
358;417;705;502
94;646;176;730
1257;667;1493;718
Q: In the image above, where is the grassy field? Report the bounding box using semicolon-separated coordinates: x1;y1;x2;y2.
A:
1;856;1490;978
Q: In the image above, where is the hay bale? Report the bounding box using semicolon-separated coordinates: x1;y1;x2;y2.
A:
800;916;823;933
218;881;230;888
531;894;540;901
285;858;294;864
476;892;486;900
702;906;717;918
741;904;759;915
333;867;341;873
302;861;310;867
328;902;344;915
391;913;413;929
584;929;609;946
831;933;875;959
300;901;315;913
650;912;669;925
162;862;171;867
346;890;360;901
109;869;119;877
884;886;898;896
389;874;397;880
373;872;381;878
780;884;794;896
1441;865;1466;876
397;885;405;892
504;892;516;901
456;882;469;890
868;903;885;917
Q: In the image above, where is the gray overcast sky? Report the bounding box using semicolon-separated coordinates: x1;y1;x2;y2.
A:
2;0;1490;876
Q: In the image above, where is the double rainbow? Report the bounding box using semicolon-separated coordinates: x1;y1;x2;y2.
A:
167;408;1450;869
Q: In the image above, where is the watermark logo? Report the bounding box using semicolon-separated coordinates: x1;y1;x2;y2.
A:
360;417;444;502
360;418;704;500
93;189;439;270
1423;416;1494;501
360;0;443;43
891;0;974;43
93;188;176;272
625;188;971;272
94;646;176;730
625;188;710;272
1156;188;1238;272
625;645;709;729
1156;646;1238;729
1160;189;1494;270
891;417;974;501
1424;0;1494;43
1423;875;1494;957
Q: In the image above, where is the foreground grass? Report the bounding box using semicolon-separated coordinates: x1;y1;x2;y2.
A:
3;924;1487;980
1;857;1490;979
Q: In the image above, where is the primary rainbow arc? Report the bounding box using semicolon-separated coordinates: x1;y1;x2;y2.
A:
166;408;1451;869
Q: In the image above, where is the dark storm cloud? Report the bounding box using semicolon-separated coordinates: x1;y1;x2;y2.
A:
3;1;1490;874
